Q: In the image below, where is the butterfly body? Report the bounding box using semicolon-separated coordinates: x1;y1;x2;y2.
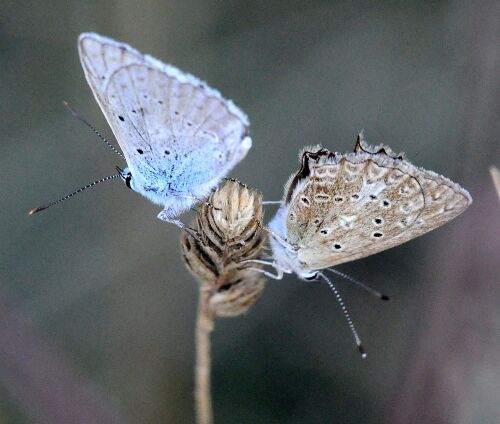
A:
268;134;472;278
78;33;251;222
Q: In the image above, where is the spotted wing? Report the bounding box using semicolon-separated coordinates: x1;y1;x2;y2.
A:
78;32;250;189
285;138;472;270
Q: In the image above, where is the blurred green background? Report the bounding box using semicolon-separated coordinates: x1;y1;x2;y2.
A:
1;1;499;423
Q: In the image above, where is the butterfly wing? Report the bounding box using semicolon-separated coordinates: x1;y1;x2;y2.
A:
78;33;251;196
285;139;472;270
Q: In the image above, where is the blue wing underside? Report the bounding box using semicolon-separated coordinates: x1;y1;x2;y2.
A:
78;33;250;218
102;65;241;202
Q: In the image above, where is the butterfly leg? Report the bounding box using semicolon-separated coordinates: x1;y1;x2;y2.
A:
243;259;277;266
247;266;284;280
251;217;296;252
157;214;186;229
157;209;201;240
260;225;297;253
262;200;283;205
243;259;287;280
173;193;221;212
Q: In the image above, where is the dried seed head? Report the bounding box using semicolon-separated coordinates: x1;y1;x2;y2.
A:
181;181;267;317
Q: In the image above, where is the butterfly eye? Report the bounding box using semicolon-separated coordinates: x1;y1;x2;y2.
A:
382;199;391;207
125;173;132;189
373;218;383;225
333;243;342;250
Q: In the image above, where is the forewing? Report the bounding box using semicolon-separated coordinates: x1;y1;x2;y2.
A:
286;148;472;270
78;33;250;184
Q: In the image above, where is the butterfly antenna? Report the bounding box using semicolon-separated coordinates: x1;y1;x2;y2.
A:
63;101;124;158
28;173;120;215
318;272;367;358
326;268;390;301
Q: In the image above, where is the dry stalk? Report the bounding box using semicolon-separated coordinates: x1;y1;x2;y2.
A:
181;180;267;424
489;166;500;200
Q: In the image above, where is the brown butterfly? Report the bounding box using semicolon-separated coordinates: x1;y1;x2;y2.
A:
255;133;472;356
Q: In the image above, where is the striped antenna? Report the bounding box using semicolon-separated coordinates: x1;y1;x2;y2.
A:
63;101;124;158
28;174;120;215
327;268;390;301
319;272;367;358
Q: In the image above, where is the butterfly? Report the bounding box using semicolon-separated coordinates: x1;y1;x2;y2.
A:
74;32;251;227
253;133;472;355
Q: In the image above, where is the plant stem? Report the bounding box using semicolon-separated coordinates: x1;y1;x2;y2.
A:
195;289;214;424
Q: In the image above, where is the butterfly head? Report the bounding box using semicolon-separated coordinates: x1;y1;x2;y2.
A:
303;271;321;281
116;166;134;190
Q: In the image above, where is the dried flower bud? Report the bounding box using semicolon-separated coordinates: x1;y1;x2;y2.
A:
181;181;267;317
